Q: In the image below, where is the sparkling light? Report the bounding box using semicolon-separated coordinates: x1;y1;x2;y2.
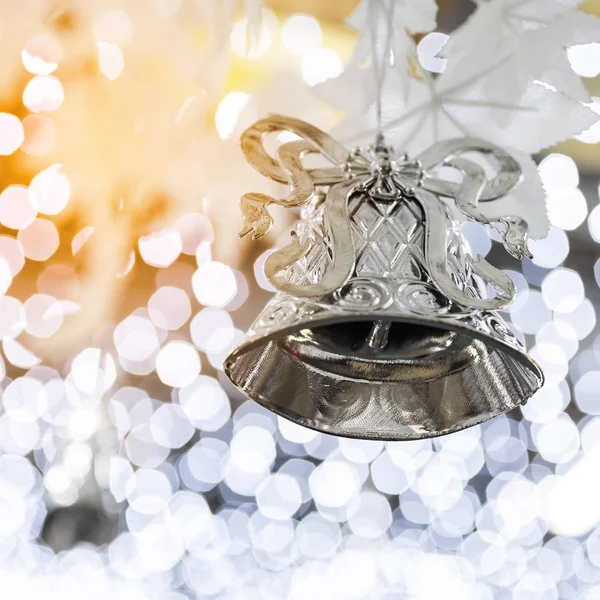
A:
529;227;569;268
22;75;64;112
256;473;302;520
70;348;116;395
0;236;25;276
92;9;133;45
23;294;63;338
3;377;47;423
301;48;343;86
215;92;251;140
150;404;194;449
138;229;182;268
156;341;201;388
277;416;318;445
538;154;579;191
565;298;596;340
0;6;597;592
179;375;232;431
230;17;272;59
536;320;578;360
0;185;37;230
338;438;383;464
254;250;277;291
282;14;322;56
575;372;600;415
148;286;191;331
29;165;70;215
530;342;569;387
541;268;585;313
460;222;491;257
0;114;25;155
190;308;234;353
181;438;228;491
546;188;587;231
296;513;341;559
417;32;448;73
348;491;392;539
230;426;276;475
0;296;25;339
509;290;552;334
71;226;94;254
568;43;600;78
126;469;173;515
17;218;60;261
309;460;360;509
22;33;62;75
175;213;214;255
21;114;56;155
125;424;170;469
97;42;125;80
533;415;580;464
3;338;40;368
542;444;600;536
114;315;160;362
192;261;237;308
0;259;11;296
371;450;414;494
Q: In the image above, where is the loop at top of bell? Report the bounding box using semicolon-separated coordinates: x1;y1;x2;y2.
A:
224;115;544;441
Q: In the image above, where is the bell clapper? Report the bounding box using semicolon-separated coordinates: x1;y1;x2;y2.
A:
367;319;392;351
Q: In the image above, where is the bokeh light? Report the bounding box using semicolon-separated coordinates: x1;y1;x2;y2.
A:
282;14;322;56
230;10;275;59
21;114;56;155
22;75;64;112
215;92;251;140
301;48;343;86
0;3;598;598
138;229;182;268
0;185;36;230
17;218;60;261
97;42;125;81
29;165;70;215
0;114;25;155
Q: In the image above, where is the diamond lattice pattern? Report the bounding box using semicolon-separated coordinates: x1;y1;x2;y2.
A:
284;188;481;299
348;192;427;281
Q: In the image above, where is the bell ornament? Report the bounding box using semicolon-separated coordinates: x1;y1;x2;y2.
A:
224;116;544;441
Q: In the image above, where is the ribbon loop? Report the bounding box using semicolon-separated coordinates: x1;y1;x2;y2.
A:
240;114;348;185
238;115;527;309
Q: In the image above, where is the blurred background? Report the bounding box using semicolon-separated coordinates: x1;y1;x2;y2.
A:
2;0;600;598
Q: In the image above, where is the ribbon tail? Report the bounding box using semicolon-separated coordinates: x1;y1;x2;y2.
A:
445;157;532;260
239;193;274;240
469;254;516;304
417;187;515;311
239;141;323;241
264;231;312;277
500;216;533;260
265;181;356;298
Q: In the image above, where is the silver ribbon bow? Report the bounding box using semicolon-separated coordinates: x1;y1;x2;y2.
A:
239;115;530;311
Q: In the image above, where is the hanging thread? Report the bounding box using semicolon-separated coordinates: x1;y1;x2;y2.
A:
367;0;396;140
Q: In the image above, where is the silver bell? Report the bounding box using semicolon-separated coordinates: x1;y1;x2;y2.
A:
224;116;543;441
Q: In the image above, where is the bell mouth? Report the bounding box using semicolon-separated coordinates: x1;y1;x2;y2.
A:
224;317;543;441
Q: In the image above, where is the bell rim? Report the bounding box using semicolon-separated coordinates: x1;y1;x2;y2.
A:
224;312;544;386
224;312;544;441
222;382;534;443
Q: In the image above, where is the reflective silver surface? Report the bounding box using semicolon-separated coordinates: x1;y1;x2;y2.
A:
226;328;540;441
226;116;544;440
238;115;529;305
